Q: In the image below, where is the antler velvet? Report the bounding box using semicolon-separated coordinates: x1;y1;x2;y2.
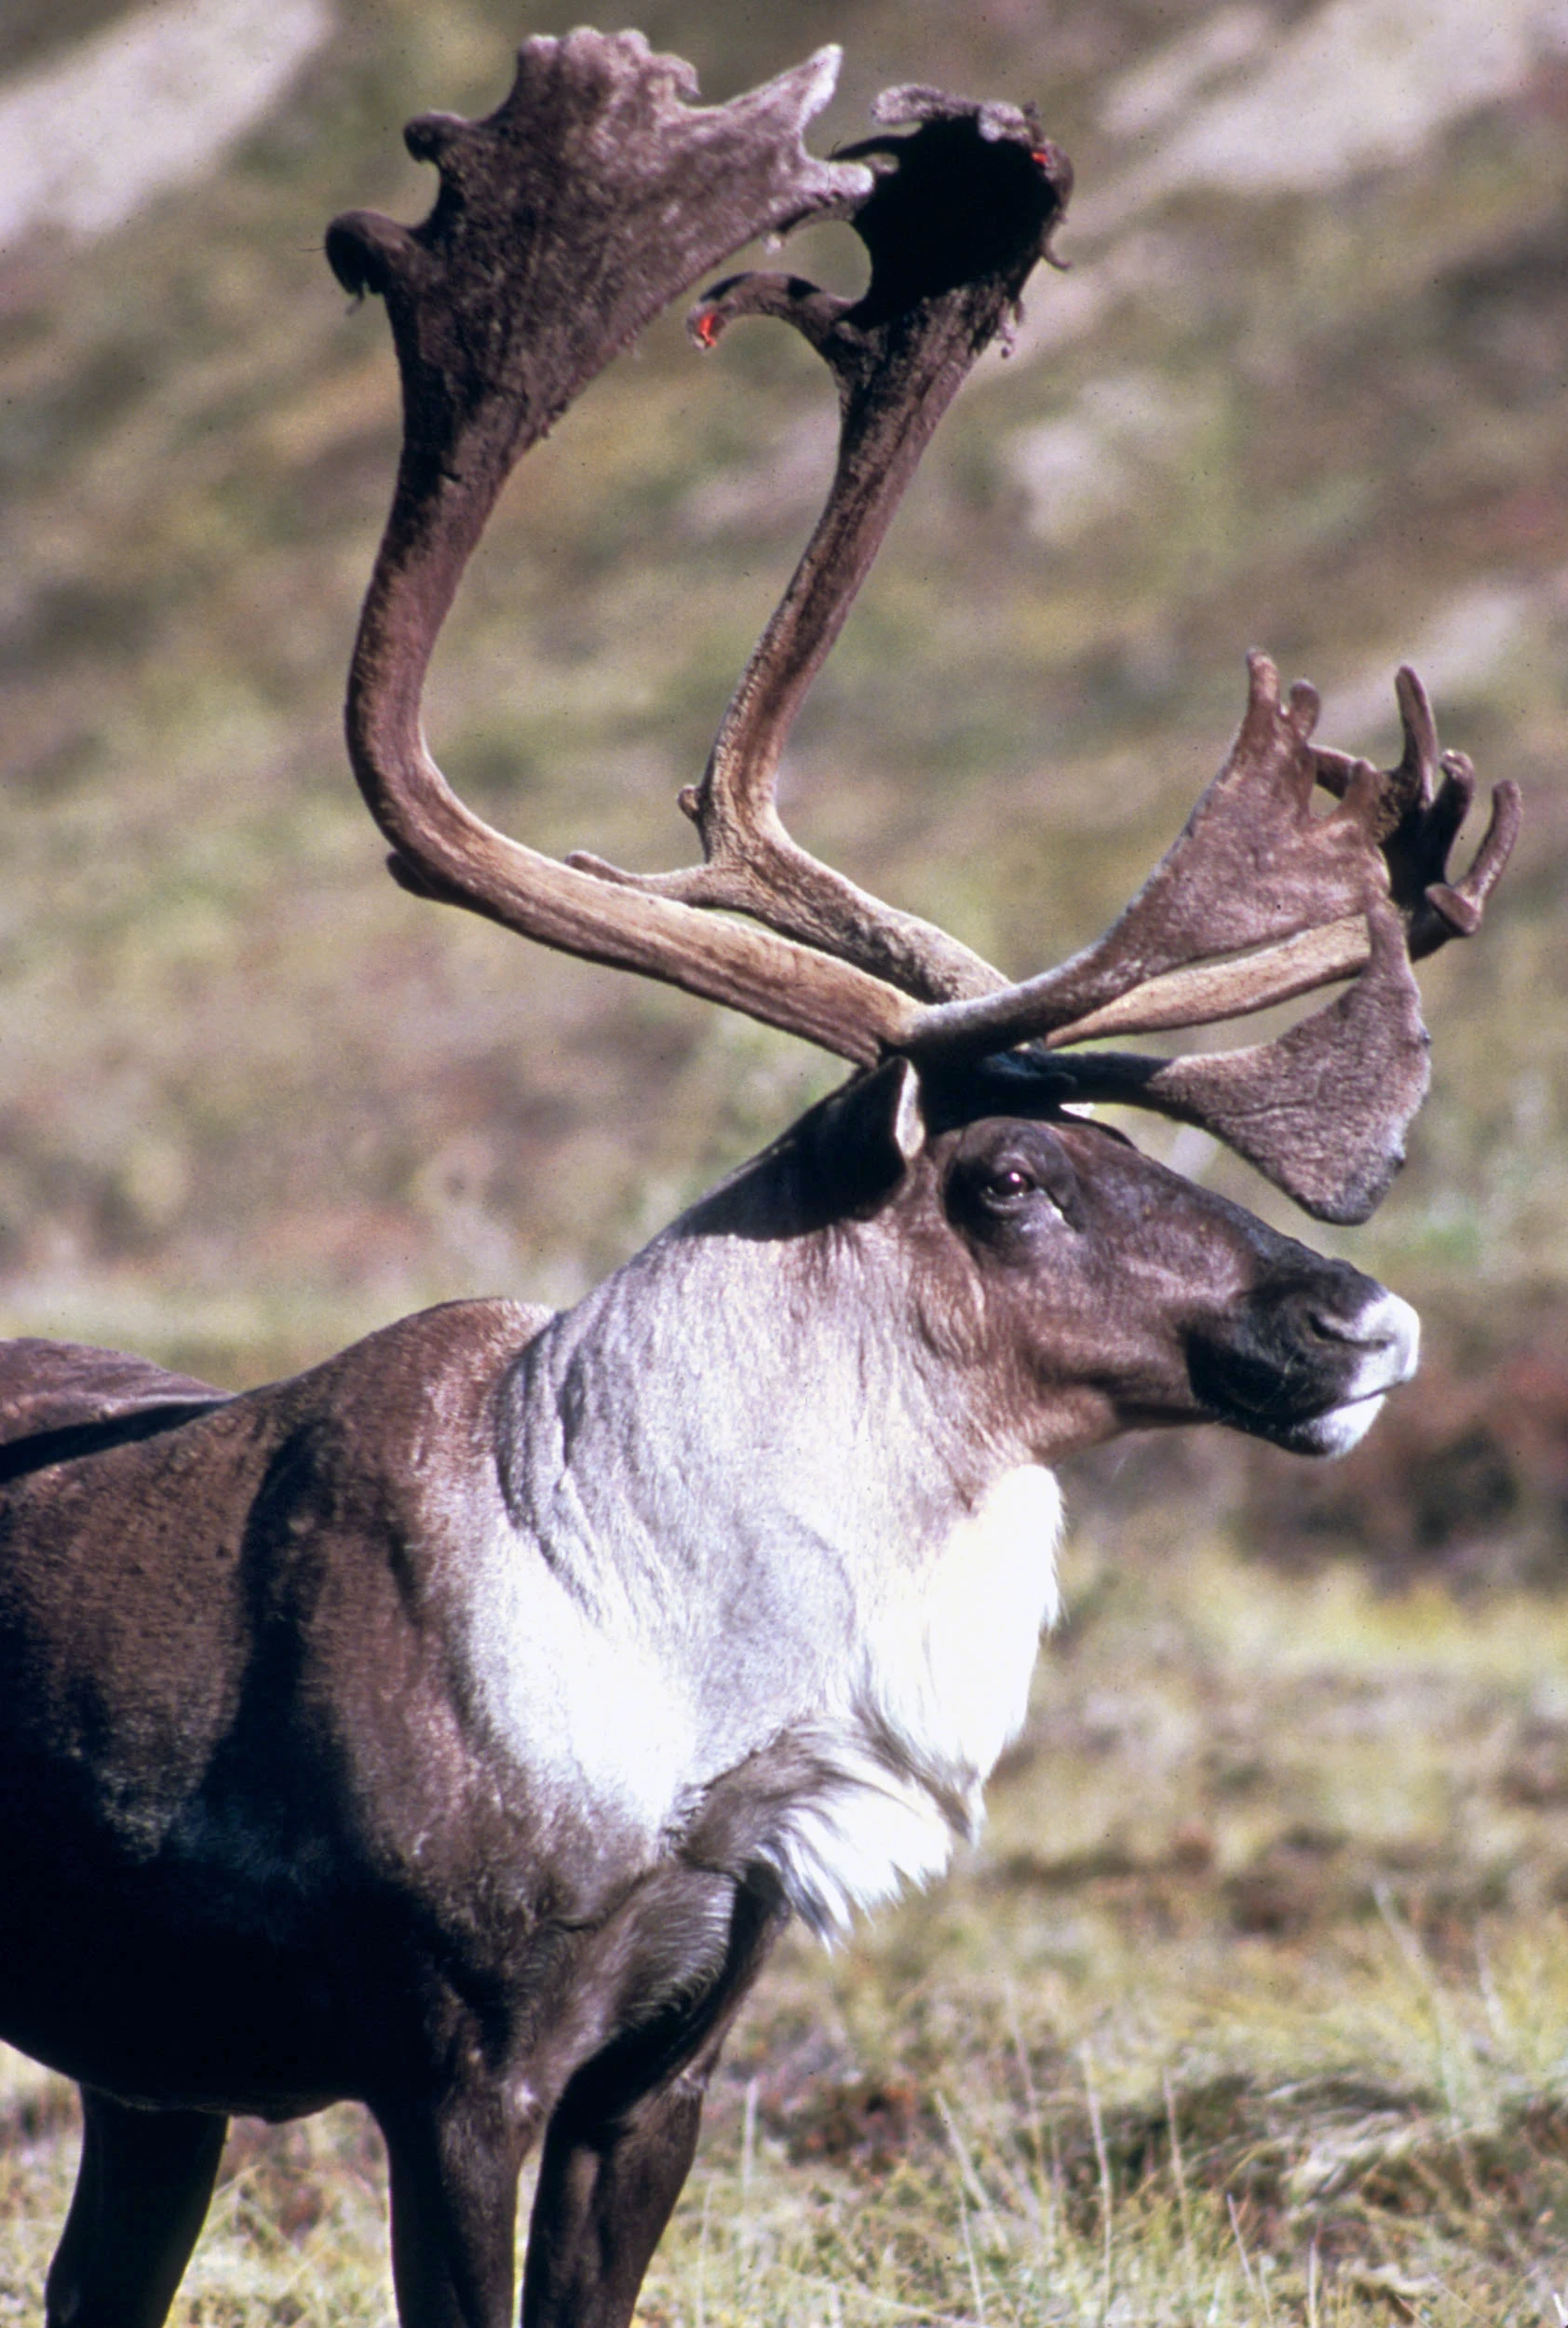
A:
328;29;1518;1226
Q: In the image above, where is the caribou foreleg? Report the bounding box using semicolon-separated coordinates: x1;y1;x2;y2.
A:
45;2089;227;2328
520;1877;783;2328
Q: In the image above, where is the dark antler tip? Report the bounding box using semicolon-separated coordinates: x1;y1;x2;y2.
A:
841;105;1074;321
385;850;437;899
1424;881;1482;938
1484;779;1525;877
1341;756;1386;827
404;110;466;164
687;271;845;353
1244;649;1280;702
324;218;371;299
1286;679;1320;738
324;210;409;301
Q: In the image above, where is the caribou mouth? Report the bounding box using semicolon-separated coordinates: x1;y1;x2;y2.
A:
1257;1389;1392;1458
1187;1287;1420;1458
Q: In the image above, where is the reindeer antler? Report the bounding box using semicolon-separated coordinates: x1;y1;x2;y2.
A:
1010;661;1520;1221
329;40;1075;1057
327;32;925;1063
330;33;1517;1225
903;655;1513;1221
569;87;1071;1005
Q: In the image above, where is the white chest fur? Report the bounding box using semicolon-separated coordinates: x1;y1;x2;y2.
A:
753;1463;1064;1937
468;1459;1063;1938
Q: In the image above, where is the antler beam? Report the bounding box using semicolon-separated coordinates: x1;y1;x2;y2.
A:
328;32;927;1064
570;88;1072;1006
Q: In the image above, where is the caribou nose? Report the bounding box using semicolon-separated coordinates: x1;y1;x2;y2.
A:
1292;1258;1420;1382
1320;1288;1420;1396
1278;1285;1421;1458
1183;1264;1421;1455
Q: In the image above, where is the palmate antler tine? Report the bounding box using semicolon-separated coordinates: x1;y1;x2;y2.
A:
1413;767;1521;954
903;650;1520;1062
327;31;929;1064
1053;900;1430;1224
569;91;1073;1007
1311;665;1522;958
901;654;1517;1223
902;652;1396;1057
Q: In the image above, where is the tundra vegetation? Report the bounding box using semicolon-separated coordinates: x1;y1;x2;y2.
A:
1;0;1566;2321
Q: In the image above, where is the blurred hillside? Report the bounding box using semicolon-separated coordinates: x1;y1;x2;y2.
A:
1;0;1564;1474
9;18;1568;2311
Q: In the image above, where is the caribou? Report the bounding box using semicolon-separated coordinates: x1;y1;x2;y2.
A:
0;31;1518;2328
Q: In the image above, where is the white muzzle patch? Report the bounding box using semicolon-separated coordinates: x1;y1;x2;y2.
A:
1298;1290;1420;1456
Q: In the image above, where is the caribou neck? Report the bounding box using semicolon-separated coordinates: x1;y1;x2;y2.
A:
490;1145;1060;1844
506;1191;1012;1608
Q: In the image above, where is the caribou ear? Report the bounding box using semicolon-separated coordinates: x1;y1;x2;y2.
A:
803;1058;926;1213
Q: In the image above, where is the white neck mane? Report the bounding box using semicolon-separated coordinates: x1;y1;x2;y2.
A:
479;1215;1063;1935
752;1462;1063;1938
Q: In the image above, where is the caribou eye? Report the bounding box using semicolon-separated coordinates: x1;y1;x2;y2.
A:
980;1164;1039;1209
946;1123;1083;1237
969;1156;1075;1224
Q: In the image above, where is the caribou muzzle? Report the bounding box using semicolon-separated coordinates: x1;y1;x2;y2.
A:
1186;1264;1419;1456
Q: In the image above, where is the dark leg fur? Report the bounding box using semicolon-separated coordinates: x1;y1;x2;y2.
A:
44;2088;227;2328
381;2078;534;2328
521;1884;783;2328
520;2064;710;2328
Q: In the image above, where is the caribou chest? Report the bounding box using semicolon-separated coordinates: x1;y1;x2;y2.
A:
463;1427;1062;1935
750;1460;1063;1937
